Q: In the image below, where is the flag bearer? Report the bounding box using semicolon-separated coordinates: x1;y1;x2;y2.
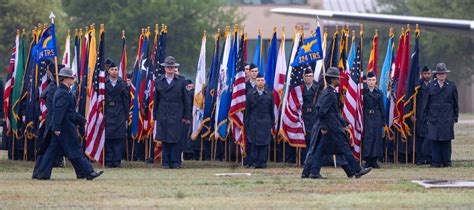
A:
422;63;458;168
153;56;191;169
243;63;259;167
362;71;385;168
301;66;321;163
104;61;130;168
412;66;432;165
245;73;275;169
302;67;372;179
34;67;103;180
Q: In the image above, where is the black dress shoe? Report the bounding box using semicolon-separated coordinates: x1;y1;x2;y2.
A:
430;164;442;168
145;158;154;164
172;165;182;169
86;171;103;180
372;163;380;169
309;174;326;179
301;174;309;179
355;167;372;178
347;173;355;178
162;165;170;169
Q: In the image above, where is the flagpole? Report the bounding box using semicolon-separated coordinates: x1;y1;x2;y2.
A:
48;12;60;87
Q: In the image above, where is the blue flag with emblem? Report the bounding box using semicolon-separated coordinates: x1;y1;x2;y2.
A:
201;33;221;140
291;27;323;67
253;32;265;74
35;24;57;63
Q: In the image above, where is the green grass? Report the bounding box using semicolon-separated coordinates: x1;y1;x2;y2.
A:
1;114;474;208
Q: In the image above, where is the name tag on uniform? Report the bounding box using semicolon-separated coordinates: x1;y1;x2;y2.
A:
109;101;116;107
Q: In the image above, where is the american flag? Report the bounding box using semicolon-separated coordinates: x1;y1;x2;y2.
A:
342;43;363;159
85;29;106;163
229;33;246;155
38;61;49;128
279;34;306;147
3;46;16;136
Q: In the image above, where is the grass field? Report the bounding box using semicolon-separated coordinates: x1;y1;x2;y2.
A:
1;115;474;208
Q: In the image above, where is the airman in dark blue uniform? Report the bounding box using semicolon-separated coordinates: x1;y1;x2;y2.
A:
34;67;103;180
422;63;458;168
413;66;432;165
32;61;65;178
243;63;258;167
302;67;372;179
245;73;275;169
301;67;321;163
153;56;191;169
362;71;385;168
104;61;130;168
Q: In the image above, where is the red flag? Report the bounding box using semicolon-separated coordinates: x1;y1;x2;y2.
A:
3;46;16;136
367;31;379;76
394;27;410;139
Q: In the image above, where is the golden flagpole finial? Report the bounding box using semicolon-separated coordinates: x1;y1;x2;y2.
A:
122;30;126;39
100;23;105;31
375;29;378;36
155;24;159;33
22;29;26;35
67;30;71;36
216;28;221;40
389;27;394;36
74;29;78;36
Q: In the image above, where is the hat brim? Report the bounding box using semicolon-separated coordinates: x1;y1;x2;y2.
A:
160;63;180;67
432;70;451;73
58;74;76;79
325;74;341;78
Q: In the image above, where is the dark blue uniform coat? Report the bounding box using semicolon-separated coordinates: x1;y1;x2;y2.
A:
245;87;275;146
52;84;87;159
362;87;385;158
302;82;320;137
422;80;458;141
308;85;350;155
153;74;191;143
105;78;130;139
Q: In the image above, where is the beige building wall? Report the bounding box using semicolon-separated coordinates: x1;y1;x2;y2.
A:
236;0;323;39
